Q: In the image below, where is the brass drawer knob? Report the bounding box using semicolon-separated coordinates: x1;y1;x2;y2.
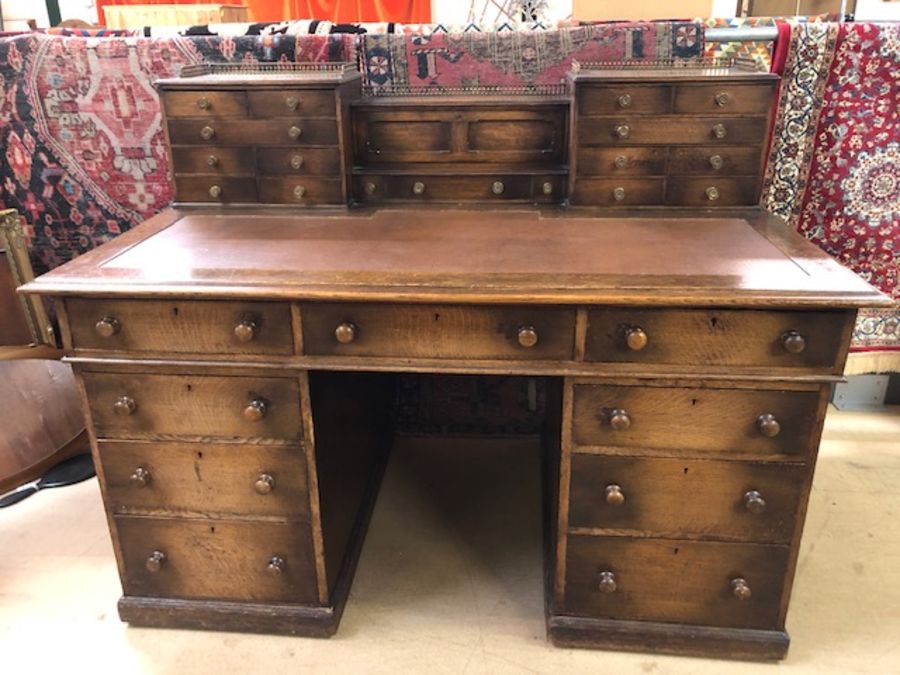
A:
335;321;357;344
200;125;215;141
598;571;617;594
612;186;626;202
714;91;730;107
617;93;632;108
731;577;752;601
293;185;307;199
712;123;727;139
254;473;275;495
233;319;258;342
285;95;299;111
542;181;553;195
113;396;136;416
756;413;781;438
613;155;629;169
209;184;222;199
615;124;631;139
243;398;268;422
146;550;166;573
743;490;767;514
290;154;304;170
412;181;426;195
491;181;505;195
288;125;302;140
517;325;538;348
95;316;121;338
197;96;211;110
364;181;377;195
709;154;724;170
130;467;151;488
781;330;807;354
608;408;631;431
604;484;625;506
267;556;286;576
706;186;720;201
625;326;648;351
206;154;219;168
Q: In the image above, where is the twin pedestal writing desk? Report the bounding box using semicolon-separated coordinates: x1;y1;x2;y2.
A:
23;62;890;660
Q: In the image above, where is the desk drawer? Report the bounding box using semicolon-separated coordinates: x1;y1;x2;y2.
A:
67;299;294;355
301;303;575;361
175;176;257;203
258;177;344;204
171;147;255;175
576;147;667;176
353;174;560;203
584;308;847;371
673;83;776;115
564;535;788;629
668;146;762;176
568;455;804;544
578;117;768;146
100;441;310;519
167;118;339;147
163;91;248;118
666;177;759;206
256;147;341;176
577;85;672;115
116;516;318;603
571;383;821;458
247;89;336;118
82;372;302;442
571;178;664;206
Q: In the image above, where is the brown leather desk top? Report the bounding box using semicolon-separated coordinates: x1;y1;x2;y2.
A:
23;206;890;308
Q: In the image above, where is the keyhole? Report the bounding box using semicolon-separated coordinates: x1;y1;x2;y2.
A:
197;451;203;459
683;467;689;475
172;307;179;317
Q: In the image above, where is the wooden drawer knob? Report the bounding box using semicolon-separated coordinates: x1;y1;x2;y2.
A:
290;154;304;170
615;124;631;139
617;93;632;108
412;181;426;195
288;125;302;140
598;571;617;593
334;321;357;344
731;577;752;600
517;325;538;348
625;326;648;351
233;319;258;342
196;96;211;110
743;490;766;514
608;409;631;431
781;330;807;354
254;473;275;495
756;413;781;437
712;123;727;139
243;398;267;422
612;187;626;202
714;91;730;107
491;181;505;195
145;550;166;573
113;396;136;416
293;185;307;199
206;154;219;168
604;484;625;506
706;186;720;202
200;125;215;141
709;154;724;170
94;316;121;338
613;155;629;169
130;466;151;488
542;181;553;195
285;95;299;111
209;184;222;199
267;556;286;576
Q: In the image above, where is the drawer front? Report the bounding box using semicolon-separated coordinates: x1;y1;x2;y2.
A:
668;146;762;176
256;147;341;176
167;119;339;147
116;516;318;603
171;147;255;175
465;113;565;162
673;83;776;115
578;85;672;115
568;455;804;544
100;441;310;519
666;177;759;206
175;176;257;203
163;91;248;118
359;118;452;163
302;303;575;361
571;383;822;458
82;372;303;441
576;147;667;176
578;117;768;146
584;308;847;370
66;299;294;355
257;177;344;204
354;175;541;202
564;535;788;629
247;89;336;118
571;178;664;206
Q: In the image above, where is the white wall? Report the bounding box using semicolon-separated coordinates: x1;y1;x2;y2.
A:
2;0;97;29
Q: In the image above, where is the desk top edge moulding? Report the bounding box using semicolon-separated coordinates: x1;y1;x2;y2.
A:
19;58;891;662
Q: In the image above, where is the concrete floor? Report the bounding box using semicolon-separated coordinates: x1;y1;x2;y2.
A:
1;406;898;674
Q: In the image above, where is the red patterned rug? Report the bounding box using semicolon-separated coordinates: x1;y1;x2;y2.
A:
762;22;899;373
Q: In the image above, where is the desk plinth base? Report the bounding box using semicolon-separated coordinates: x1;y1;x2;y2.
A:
547;614;790;661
